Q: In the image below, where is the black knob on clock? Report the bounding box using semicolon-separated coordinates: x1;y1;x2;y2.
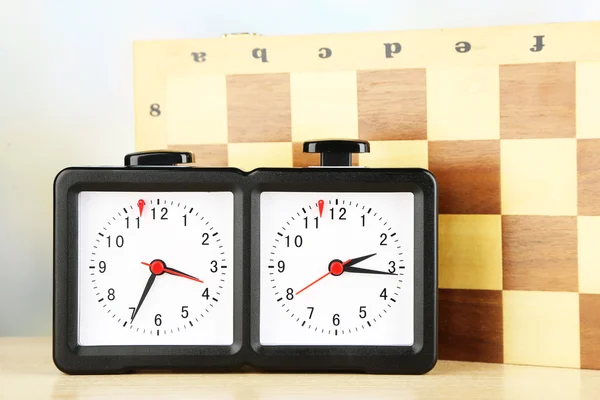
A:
124;151;194;167
303;140;370;167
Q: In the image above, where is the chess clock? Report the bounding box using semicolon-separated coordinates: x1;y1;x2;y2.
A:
53;140;438;375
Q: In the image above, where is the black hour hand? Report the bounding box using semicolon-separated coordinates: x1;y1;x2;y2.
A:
343;253;377;267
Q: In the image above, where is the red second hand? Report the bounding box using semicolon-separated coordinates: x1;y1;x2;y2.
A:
141;261;204;283
295;271;331;295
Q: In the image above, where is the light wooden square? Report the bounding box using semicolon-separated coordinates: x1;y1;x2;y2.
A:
290;71;358;142
578;216;600;294
576;62;600;138
439;215;503;290
503;290;580;368
166;74;228;145
427;66;499;141
359;140;428;168
227;143;292;171
500;139;577;215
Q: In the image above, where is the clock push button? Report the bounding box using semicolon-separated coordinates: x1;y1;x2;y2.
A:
303;139;370;167
124;150;194;167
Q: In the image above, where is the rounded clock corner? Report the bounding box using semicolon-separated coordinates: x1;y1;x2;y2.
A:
52;344;80;375
53;167;80;192
413;168;438;189
410;344;438;375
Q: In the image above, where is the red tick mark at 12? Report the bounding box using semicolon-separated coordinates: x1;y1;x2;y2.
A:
137;199;145;217
318;199;324;218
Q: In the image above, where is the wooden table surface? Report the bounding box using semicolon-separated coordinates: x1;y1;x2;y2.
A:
1;338;600;399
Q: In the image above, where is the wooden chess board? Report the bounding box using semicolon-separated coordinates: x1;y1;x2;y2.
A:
133;21;600;370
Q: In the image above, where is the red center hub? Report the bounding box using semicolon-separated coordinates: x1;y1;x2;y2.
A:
149;260;165;275
329;260;344;276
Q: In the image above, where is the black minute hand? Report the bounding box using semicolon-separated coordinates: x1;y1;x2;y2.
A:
131;273;156;322
344;265;395;275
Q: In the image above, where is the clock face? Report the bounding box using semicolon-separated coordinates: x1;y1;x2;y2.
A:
77;191;234;346
259;191;415;346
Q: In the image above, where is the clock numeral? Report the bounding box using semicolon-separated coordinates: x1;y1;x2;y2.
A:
380;288;388;300
154;314;162;326
98;261;106;273
380;233;388;246
181;306;189;319
152;207;168;220
107;235;124;248
388;261;396;274
304;216;319;229
125;216;140;229
332;313;340;326
330;207;347;220
286;288;294;300
307;306;314;319
128;307;136;319
107;288;115;301
202;232;210;245
285;235;303;248
361;214;366;227
359;306;367;319
183;214;187;226
277;260;285;273
149;103;161;116
202;288;209;299
210;260;218;273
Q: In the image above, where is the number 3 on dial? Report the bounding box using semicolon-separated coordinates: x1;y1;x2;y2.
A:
259;191;415;347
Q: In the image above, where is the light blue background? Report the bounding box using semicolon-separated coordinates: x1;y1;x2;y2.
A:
1;0;599;336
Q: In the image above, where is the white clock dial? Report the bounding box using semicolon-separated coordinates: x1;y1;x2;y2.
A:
77;191;234;346
259;192;414;346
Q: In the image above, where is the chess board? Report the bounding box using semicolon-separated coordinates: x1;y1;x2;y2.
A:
133;21;600;370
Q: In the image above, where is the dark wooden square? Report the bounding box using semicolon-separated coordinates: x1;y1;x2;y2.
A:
580;294;600;370
502;216;578;291
578;139;600;216
428;140;501;214
357;69;427;141
439;289;504;363
500;62;575;139
226;74;291;143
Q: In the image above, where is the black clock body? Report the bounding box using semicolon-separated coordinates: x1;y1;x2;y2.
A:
53;141;438;375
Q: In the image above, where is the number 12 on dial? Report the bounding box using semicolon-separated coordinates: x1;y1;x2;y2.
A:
259;191;415;346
